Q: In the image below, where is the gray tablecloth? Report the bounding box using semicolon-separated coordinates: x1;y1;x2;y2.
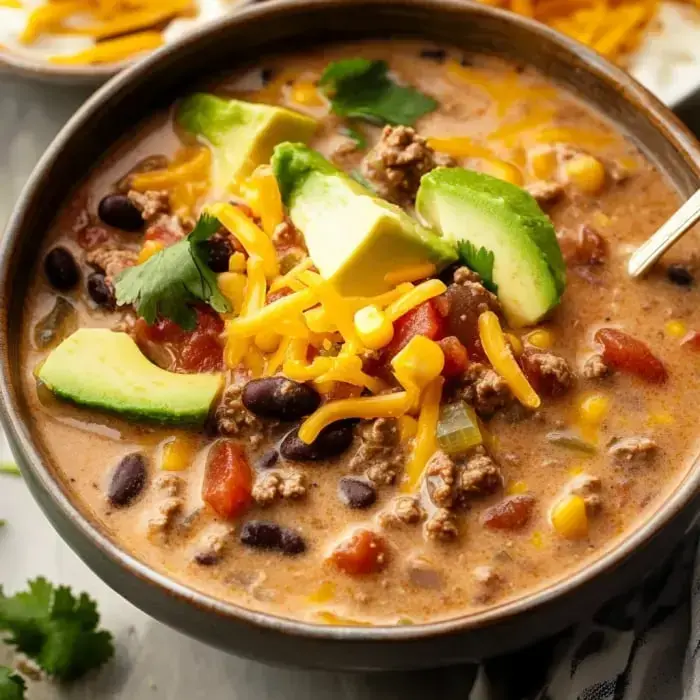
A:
1;72;699;700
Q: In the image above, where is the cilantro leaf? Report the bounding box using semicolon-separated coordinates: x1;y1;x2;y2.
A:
0;464;20;477
319;59;437;126
0;578;114;682
114;213;231;330
456;240;498;293
0;666;25;700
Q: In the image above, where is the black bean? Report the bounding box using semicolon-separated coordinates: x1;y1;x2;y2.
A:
44;247;79;291
194;551;220;566
280;420;355;462
420;48;447;63
257;449;279;470
98;194;143;232
261;67;275;86
240;520;306;555
667;263;694;286
107;453;147;507
338;477;377;509
243;377;321;421
87;272;115;308
206;238;233;273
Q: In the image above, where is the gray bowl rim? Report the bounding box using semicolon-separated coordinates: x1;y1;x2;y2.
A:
2;0;700;644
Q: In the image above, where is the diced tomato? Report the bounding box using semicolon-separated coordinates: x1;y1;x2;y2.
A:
482;495;536;531
559;225;607;267
144;221;184;247
438;336;469;377
383;300;445;361
135;306;224;373
682;331;700;351
329;530;389;576
594;328;667;383
202;441;253;520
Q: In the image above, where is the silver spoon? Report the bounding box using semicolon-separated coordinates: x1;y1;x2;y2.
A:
628;188;700;278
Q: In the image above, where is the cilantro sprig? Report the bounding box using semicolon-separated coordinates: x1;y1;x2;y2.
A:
0;464;20;477
0;578;114;682
114;213;231;330
319;59;437;126
0;666;26;700
456;240;498;293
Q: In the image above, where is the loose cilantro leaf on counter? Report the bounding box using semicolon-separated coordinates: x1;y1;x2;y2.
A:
319;59;437;126
457;240;498;293
0;464;20;477
0;666;26;700
114;213;231;330
0;578;114;682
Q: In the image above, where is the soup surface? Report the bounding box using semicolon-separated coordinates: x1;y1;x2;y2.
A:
21;41;700;626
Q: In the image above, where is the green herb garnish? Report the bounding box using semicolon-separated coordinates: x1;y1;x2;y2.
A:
0;666;26;700
0;464;20;477
0;578;114;682
114;213;231;330
319;59;437;126
339;124;367;150
456;240;498;293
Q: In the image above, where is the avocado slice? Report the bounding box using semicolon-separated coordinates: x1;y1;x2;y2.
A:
271;143;457;296
177;94;318;190
37;329;223;425
416;167;566;327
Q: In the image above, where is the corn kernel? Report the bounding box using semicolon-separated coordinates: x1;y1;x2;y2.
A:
354;305;394;350
255;331;281;354
307;581;336;604
665;319;688;339
526;329;553;349
398;415;418;441
505;333;523;356
137;240;164;264
507;480;528;495
161;436;196;472
593;211;611;228
391;336;445;390
531;531;544;549
290;81;324;107
578;393;609;425
551;494;588;540
483;159;524;186
228;252;246;272
565;154;606;194
218;272;247;315
529;146;558;180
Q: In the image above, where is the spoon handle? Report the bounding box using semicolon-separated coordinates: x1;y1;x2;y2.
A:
627;188;700;278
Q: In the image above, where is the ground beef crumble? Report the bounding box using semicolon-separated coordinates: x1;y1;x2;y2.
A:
193;526;235;566
127;189;170;223
427;448;502;508
85;246;138;283
582;354;611;380
526;180;564;205
378;496;426;528
361;125;453;207
521;350;575;397
424;508;459;541
608;437;658;465
567;473;603;513
252;469;307;506
215;378;264;446
457;363;513;418
349;417;405;486
146;497;184;540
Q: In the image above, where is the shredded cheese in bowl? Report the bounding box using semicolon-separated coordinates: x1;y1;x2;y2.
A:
0;0;245;72
473;0;700;63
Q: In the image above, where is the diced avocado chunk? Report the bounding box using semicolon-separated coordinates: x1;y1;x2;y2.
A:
271;143;457;296
37;329;223;425
416;167;566;327
177;94;318;190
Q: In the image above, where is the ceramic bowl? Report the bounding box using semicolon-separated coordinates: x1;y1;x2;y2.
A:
2;0;700;671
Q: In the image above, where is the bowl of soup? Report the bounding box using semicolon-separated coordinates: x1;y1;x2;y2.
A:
2;0;700;671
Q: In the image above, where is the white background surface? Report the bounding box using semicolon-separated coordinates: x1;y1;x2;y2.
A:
2;9;700;692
